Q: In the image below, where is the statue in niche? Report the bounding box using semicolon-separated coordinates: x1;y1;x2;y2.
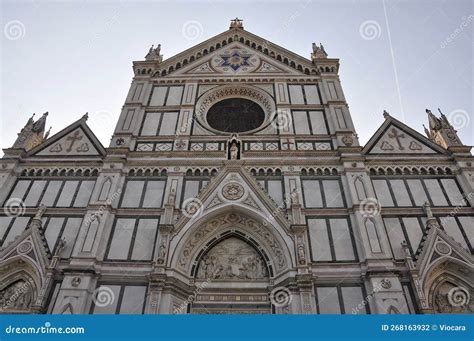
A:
0;280;33;310
423;201;433;219
297;243;306;264
197;237;267;280
227;134;241;160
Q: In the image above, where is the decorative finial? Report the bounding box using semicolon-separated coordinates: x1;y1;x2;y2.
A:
230;17;243;29
423;124;430;138
311;42;328;59
425;108;432;115
44;126;52;140
54;237;66;257
34;204;47;220
81;112;89;121
383;110;390;119
145;44;163;62
437;107;448;119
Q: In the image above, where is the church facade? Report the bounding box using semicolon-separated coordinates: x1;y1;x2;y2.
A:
0;19;472;315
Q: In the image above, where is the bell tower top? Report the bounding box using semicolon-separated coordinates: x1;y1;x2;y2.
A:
230;17;243;29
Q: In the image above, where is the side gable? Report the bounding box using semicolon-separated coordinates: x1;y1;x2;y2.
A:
363;115;447;155
27;115;106;157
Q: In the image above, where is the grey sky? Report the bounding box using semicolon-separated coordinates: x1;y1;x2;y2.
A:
1;0;472;153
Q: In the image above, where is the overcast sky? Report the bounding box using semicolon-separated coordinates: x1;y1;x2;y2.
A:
1;0;472;153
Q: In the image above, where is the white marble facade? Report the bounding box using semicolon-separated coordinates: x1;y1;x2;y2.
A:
0;20;473;315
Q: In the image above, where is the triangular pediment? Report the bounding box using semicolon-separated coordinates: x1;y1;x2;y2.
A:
140;26;329;78
363;115;446;155
27;116;105;157
174;162;291;235
0;220;51;277
415;226;473;278
170;42;303;77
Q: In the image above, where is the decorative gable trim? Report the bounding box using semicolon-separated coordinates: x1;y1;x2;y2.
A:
415;226;473;285
363;115;447;155
26;115;106;158
134;28;324;78
173;162;292;236
168;42;308;78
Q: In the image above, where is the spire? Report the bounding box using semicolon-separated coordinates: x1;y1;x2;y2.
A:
44;126;52;140
229;17;243;29
12;112;49;151
425;108;463;148
311;42;327;59
423;124;430;138
32;112;48;133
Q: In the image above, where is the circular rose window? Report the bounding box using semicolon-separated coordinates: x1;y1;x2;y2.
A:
206;98;265;133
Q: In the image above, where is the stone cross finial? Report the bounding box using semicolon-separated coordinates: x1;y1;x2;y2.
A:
230;18;243;29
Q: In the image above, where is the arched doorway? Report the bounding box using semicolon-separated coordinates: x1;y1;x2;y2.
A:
170;210;294;314
425;260;473;314
189;234;272;314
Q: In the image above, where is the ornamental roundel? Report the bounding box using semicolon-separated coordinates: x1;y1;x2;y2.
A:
434;241;451;255
17;241;33;254
222;182;245;200
211;47;259;74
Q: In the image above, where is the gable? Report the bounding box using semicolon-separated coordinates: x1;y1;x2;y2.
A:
369;125;438;154
35;127;100;156
26;116;106;158
174;165;291;235
171;42;303;77
364;115;447;156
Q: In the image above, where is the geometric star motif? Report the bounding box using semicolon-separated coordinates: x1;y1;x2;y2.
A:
220;51;252;71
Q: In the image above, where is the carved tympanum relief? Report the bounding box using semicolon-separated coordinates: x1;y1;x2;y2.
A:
0;280;33;310
197;237;268;280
